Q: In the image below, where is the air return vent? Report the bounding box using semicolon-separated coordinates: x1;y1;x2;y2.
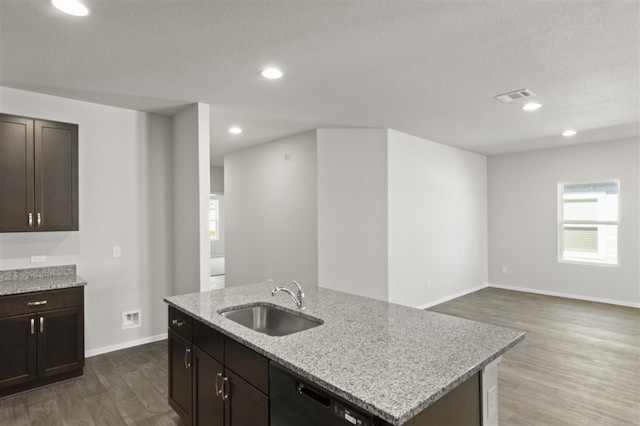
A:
495;89;535;103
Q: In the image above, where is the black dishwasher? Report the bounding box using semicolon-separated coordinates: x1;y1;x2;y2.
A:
270;362;378;426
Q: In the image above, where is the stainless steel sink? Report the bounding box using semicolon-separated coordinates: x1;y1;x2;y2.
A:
219;303;323;336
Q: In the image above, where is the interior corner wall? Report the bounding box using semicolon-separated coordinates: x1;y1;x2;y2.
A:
211;166;224;193
0;86;174;353
317;129;389;301
488;139;640;305
210;166;225;258
387;130;488;307
225;131;318;287
171;103;210;295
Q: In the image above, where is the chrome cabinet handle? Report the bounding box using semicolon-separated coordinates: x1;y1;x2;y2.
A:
40;317;44;333
215;372;223;397
221;376;229;401
171;319;185;327
36;212;42;227
28;213;33;228
27;300;47;307
184;348;191;369
30;318;35;335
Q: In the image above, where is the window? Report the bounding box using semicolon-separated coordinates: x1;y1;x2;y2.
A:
558;181;619;265
209;195;219;241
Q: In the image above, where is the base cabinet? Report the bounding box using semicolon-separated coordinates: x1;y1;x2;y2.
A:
0;287;84;397
167;307;269;426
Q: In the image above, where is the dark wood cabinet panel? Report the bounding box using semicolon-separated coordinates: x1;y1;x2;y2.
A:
0;287;84;397
168;329;193;424
37;306;84;378
0;113;78;232
224;368;269;426
0;314;37;389
0;114;34;232
224;337;269;395
193;347;224;426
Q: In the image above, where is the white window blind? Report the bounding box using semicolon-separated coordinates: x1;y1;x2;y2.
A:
559;181;619;265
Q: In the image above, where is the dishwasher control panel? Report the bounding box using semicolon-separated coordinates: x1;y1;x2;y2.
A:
332;401;373;426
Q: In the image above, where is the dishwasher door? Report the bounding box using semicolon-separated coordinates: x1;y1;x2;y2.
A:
269;362;377;426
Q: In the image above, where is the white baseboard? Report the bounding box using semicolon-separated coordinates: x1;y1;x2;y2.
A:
488;283;640;308
85;333;168;358
416;284;489;310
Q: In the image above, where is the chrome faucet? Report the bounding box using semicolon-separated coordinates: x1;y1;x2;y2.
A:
272;280;305;309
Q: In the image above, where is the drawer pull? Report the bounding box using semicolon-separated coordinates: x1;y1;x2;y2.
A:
215;372;223;397
30;318;35;335
40;317;44;333
36;212;42;227
27;300;48;307
28;213;33;228
171;319;186;327
221;376;229;401
184;348;191;369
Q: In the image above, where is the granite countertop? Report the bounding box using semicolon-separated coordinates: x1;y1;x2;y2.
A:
165;282;525;425
0;265;87;296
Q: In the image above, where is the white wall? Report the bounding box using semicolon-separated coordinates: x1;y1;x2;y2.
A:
210;166;225;258
387;130;488;307
0;86;174;353
488;139;640;306
172;103;211;294
225;131;318;286
317;129;389;301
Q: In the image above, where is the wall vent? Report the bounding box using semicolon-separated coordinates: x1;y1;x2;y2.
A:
495;89;535;103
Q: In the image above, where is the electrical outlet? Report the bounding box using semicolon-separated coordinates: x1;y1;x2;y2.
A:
30;255;46;263
113;246;121;258
122;309;141;329
501;266;508;274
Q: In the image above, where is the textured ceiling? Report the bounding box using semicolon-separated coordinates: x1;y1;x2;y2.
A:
1;1;638;166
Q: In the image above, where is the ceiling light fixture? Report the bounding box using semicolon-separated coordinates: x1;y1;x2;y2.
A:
52;0;90;16
261;67;283;79
228;127;243;135
522;102;542;111
562;129;577;137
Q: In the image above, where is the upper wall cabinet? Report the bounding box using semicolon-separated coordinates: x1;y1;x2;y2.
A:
0;113;79;232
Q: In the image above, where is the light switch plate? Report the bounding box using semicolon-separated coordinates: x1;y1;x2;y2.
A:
112;246;121;258
30;255;46;263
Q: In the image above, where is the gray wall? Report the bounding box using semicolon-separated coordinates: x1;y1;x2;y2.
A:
172;104;211;294
317;129;389;301
225;131;318;286
387;130;488;307
0;86;175;354
488;139;639;306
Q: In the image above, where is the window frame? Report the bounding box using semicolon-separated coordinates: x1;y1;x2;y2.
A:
557;179;620;267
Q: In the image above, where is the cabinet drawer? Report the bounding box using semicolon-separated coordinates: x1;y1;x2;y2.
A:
193;320;224;363
224;337;269;395
168;306;192;341
0;287;83;317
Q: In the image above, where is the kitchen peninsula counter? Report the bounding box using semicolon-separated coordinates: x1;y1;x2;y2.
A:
165;282;524;425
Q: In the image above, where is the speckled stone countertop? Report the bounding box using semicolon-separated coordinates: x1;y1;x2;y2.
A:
0;265;86;296
165;282;524;426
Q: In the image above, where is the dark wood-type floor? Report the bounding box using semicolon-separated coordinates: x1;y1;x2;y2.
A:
430;288;640;426
1;287;638;425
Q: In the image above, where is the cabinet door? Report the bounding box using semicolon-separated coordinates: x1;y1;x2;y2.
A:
193;347;224;426
168;330;193;425
34;119;79;231
37;307;84;378
0;314;37;389
224;368;268;426
0;114;34;232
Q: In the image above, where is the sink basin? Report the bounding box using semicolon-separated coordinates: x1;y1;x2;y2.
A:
219;303;323;336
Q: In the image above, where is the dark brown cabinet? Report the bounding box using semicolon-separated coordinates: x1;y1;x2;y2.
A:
167;306;269;426
0;287;84;397
0;113;79;233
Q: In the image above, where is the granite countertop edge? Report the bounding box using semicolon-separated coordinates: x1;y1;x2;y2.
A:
0;265;86;296
164;284;525;426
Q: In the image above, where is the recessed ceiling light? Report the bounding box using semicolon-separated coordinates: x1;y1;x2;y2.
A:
522;102;542;111
562;129;577;137
52;0;90;16
228;127;242;135
261;67;283;79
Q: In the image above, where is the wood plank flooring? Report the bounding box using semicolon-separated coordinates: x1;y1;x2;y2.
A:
0;341;184;425
430;288;640;426
1;288;638;425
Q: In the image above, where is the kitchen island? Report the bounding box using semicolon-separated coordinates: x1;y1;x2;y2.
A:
165;282;524;426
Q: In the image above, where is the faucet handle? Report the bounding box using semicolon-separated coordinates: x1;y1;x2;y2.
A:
291;280;304;299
